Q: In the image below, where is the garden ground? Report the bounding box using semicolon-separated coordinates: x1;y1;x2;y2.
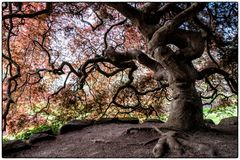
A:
3;118;238;158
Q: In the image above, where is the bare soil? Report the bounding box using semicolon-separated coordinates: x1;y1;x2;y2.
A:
3;122;238;158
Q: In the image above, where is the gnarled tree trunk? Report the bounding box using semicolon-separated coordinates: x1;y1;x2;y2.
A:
152;46;205;130
105;44;205;130
106;2;208;131
166;82;204;130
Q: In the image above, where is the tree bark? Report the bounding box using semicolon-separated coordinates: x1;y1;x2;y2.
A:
152;46;205;130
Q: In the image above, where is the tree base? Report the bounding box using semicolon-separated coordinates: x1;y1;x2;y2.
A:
152;127;216;157
125;124;216;157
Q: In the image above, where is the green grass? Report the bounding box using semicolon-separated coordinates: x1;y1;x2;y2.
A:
203;105;237;124
3;122;63;142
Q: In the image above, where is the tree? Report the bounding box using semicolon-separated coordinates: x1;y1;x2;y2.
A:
2;2;238;155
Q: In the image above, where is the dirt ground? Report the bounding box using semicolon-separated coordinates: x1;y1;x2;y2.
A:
3;121;238;158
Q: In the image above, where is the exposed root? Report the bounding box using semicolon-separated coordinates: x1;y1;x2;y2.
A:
152;127;217;157
152;129;183;157
125;123;184;135
125;126;217;157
